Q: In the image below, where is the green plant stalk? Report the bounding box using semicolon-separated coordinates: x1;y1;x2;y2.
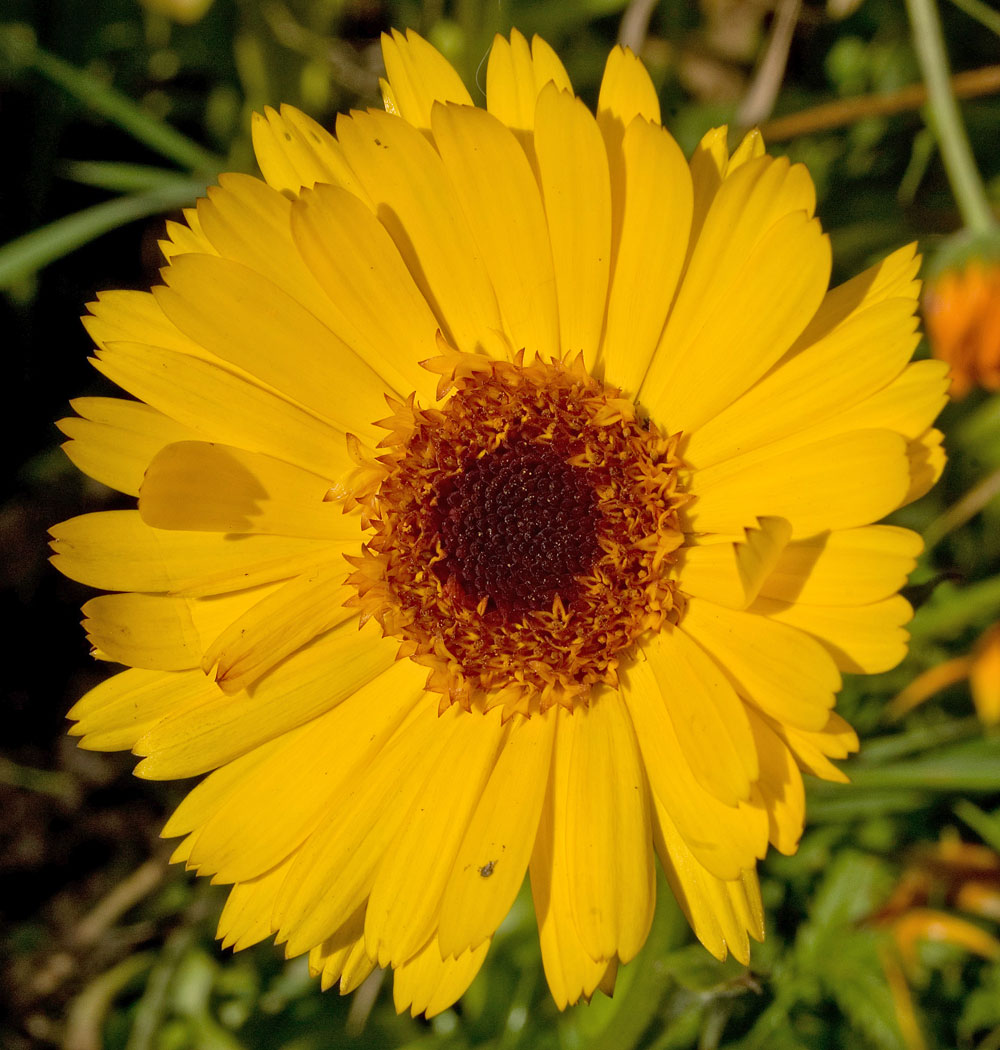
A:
0;179;208;288
31;46;223;175
906;0;996;234
948;0;1000;39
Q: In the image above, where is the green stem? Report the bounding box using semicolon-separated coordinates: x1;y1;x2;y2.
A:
947;0;1000;39
905;0;996;234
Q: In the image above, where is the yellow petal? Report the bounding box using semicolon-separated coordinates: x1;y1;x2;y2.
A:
687;125;729;251
644;208;831;433
380;28;472;131
201;564;355;693
168;660;426;883
274;700;463;957
431;102;560;361
643;154;818;417
600;117;692;394
159;207;214;261
622;653;768;879
392;936;490;1019
651;798;761;965
68;666;218;752
678;516;792;611
681;598;840;731
132;619;394;779
334;108;502;354
684;298;921;468
778;712;858;783
57;397;198;496
745;706;805;854
530;706;617;1010
794;242;920;349
752;594;913;674
971;626;1000;725
904;427;946;506
217;854;294;951
308;903;368;989
438;710;556;958
251;104;370;201
83;288;206;360
641;626;758;804
563;696;655;963
887;656;972;720
290;183;440;398
760;525;922;606
82;593;209;671
139;440;361;540
685;428;910;538
366;708;506;965
92;342;354;482
154;253;390;437
486;29;571;139
51;511;338;597
597;45;661;131
534;83;611;371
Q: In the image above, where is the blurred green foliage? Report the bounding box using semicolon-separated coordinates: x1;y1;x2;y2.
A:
4;1;1000;1049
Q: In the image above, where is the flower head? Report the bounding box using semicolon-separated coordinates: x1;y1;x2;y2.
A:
923;258;1000;398
52;28;947;1015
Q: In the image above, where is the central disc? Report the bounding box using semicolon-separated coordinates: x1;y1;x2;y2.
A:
433;434;601;619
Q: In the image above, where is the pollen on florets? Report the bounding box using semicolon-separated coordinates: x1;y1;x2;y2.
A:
346;350;686;719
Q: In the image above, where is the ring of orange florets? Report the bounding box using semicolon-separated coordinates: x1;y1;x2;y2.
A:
347;351;685;719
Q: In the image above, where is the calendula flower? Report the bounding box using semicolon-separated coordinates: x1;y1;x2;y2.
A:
52;29;948;1015
889;621;1000;726
923;258;1000;398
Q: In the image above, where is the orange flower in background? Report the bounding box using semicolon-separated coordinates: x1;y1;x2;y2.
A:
889;621;1000;725
923;259;1000;398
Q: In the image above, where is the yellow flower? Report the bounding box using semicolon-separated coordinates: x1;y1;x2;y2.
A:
923;258;1000;398
889;621;1000;725
52;29;948;1016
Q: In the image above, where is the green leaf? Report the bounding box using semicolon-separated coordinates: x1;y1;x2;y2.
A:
59;159;190;193
0;179;207;288
955;799;1000;851
26;39;223;174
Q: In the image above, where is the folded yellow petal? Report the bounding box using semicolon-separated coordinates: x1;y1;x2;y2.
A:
652;799;761;965
139;441;361;540
217;854;294;951
679;516;792;611
746;707;805;855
